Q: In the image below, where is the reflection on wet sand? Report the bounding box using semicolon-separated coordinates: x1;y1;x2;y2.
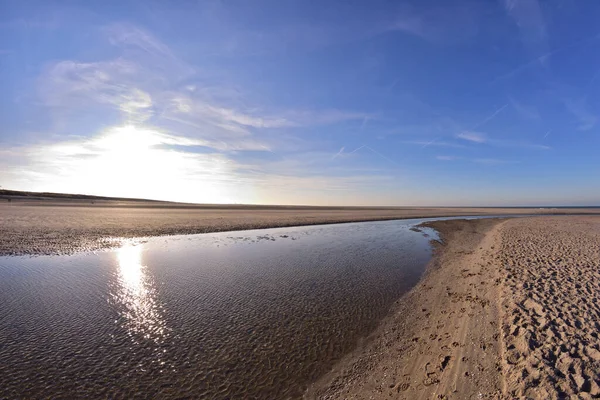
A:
113;244;167;343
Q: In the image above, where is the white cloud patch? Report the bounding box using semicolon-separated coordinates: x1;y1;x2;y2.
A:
165;95;294;129
457;131;487;143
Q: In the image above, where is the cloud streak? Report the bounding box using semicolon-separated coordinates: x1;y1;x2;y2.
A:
502;0;547;51
436;155;461;161
40;59;154;123
457;131;550;150
563;98;597;131
457;131;487;143
401;140;467;149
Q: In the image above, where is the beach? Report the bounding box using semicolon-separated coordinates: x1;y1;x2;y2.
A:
306;216;600;399
1;198;599;256
2;200;600;399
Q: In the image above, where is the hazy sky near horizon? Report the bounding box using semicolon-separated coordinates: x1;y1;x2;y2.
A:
1;0;599;206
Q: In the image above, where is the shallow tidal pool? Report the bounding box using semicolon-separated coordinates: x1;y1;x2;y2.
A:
0;218;442;399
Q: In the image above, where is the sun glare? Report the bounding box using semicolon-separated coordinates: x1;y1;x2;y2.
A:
50;124;245;203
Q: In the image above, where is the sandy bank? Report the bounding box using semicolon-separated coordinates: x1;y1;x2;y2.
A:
2;200;599;256
305;217;507;399
306;216;600;399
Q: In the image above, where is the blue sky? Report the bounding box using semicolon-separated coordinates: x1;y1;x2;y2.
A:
1;0;599;206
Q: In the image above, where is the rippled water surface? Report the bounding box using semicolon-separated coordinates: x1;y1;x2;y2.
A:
0;219;440;399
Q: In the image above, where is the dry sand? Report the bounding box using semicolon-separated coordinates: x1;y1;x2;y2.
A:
305;216;600;399
499;216;600;398
1;199;599;256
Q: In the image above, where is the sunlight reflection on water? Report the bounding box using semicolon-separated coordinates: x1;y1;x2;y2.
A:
0;217;460;398
114;244;168;343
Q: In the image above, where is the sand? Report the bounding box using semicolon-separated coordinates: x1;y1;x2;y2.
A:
305;216;600;399
1;199;599;256
3;199;600;398
305;217;507;399
499;216;600;398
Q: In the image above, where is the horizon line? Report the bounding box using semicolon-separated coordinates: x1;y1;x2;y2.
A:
1;188;598;209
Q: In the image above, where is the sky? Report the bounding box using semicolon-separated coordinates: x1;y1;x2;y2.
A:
1;0;599;206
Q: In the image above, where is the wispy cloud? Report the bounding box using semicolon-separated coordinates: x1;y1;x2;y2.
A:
35;23;371;155
563;98;597;131
509;96;540;120
436;155;461;161
457;130;550;150
388;2;481;44
332;146;345;160
488;51;553;84
502;0;548;56
435;155;516;165
346;145;400;167
488;30;600;85
472;103;508;129
457;131;487;143
0;126;400;204
401;140;466;148
105;23;175;59
471;103;508;130
0;16;61;30
285;109;374;126
40;59;154;123
5;20;396;204
164;94;294;131
474;158;518;165
506;142;550;150
103;22;194;78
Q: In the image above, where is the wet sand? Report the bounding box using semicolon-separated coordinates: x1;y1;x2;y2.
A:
306;216;600;399
2;199;599;256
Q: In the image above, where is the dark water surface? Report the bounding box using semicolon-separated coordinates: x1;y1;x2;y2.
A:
0;219;441;399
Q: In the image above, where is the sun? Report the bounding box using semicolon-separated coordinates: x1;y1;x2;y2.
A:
53;124;245;203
